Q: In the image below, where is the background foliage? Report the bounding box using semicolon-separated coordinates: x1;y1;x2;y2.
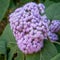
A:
0;0;60;60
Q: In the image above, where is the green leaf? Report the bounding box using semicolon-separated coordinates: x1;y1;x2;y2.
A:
53;15;60;20
15;49;24;60
0;37;7;60
0;0;10;21
0;37;6;54
26;52;40;60
26;40;58;60
40;40;58;60
46;3;60;20
1;24;16;46
44;0;55;8
54;42;60;53
8;43;17;60
8;43;24;60
51;53;60;60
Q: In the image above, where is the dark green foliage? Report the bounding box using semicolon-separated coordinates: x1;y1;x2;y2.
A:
46;3;60;20
54;43;60;53
44;0;55;8
0;0;10;21
51;53;60;60
50;0;60;3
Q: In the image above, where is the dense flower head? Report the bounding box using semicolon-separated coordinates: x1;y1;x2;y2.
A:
47;31;58;42
49;20;60;33
9;2;49;54
9;2;60;54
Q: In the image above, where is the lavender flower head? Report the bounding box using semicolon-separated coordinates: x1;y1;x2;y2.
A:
9;2;60;54
9;2;49;54
49;20;60;33
48;32;58;42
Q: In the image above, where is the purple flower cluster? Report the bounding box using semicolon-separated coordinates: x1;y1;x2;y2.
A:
9;2;60;54
47;20;60;42
49;20;60;33
47;32;58;42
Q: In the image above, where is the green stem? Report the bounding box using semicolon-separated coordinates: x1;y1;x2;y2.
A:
53;41;60;45
24;54;26;60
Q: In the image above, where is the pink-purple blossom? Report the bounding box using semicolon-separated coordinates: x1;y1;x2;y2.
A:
49;20;60;33
9;2;60;54
47;31;58;42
